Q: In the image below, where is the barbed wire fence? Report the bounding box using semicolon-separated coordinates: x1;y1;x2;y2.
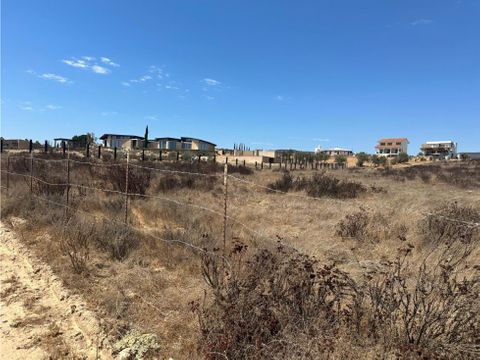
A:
0;150;478;263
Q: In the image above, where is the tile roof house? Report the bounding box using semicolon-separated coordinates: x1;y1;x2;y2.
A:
375;138;409;157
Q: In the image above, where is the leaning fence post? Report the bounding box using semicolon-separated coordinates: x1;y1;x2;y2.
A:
223;162;228;259
124;151;130;224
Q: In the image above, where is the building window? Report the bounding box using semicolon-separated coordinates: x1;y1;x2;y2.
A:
199;143;209;151
182;142;192;150
159;141;167;149
168;141;177;150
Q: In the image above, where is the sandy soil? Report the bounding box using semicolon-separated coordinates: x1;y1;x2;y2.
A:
0;222;112;359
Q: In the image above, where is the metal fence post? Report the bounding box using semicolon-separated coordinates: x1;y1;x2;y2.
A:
124;151;130;224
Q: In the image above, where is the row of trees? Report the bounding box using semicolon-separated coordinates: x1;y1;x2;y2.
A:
356;151;409;167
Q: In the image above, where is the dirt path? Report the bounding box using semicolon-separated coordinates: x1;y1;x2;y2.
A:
0;222;112;359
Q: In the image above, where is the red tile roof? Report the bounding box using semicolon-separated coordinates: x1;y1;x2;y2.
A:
377;138;409;143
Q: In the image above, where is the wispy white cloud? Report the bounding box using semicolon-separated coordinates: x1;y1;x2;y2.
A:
145;115;159;121
62;59;88;68
91;64;110;74
312;138;330;142
274;95;292;101
204;95;215;100
100;57;119;67
121;81;131;87
203;78;221;86
410;19;433;26
62;56;118;74
45;104;62;110
18;101;62;111
39;73;71;83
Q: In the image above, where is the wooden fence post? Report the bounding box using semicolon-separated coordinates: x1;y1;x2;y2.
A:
114;147;117;160
97;145;102;159
235;158;238;167
142;149;145;161
176;152;180;161
243;160;246;167
62;141;66;156
44;140;48;153
6;153;10;194
86;143;90;158
159;150;162;161
65;145;71;216
29;140;33;154
29;151;33;194
0;138;3;153
124;151;130;224
223;162;228;259
225;156;228;164
261;161;263;170
255;161;257;169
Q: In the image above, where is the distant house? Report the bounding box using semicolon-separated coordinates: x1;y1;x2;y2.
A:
1;139;30;150
99;134;143;148
459;152;480;160
376;138;409;157
420;141;457;159
316;147;353;156
155;137;216;152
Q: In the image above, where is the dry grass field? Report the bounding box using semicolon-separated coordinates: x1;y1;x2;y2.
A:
1;155;479;359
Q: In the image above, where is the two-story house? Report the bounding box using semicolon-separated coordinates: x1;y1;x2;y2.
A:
375;138;409;157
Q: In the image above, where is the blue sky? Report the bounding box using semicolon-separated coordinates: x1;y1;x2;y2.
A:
1;0;479;153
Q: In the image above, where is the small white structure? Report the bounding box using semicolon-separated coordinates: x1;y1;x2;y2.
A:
315;147;353;156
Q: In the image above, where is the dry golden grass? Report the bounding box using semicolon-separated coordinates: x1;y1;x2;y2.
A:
1;159;479;358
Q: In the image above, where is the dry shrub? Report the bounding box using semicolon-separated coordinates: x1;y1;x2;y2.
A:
94;220;139;260
305;173;365;199
194;242;356;359
268;171;366;199
195;239;480;359
100;164;152;195
267;171;293;192
422;202;480;246
154;173;216;193
58;216;95;274
335;209;369;239
360;246;480;358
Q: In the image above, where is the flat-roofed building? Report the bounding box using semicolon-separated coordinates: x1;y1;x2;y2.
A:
420;141;457;159
99;134;143;148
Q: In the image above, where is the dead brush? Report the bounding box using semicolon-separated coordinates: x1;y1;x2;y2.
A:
421;202;480;246
94;220;139;261
267;171;366;199
358;245;480;358
153;173;216;193
58;216;95;274
193;241;357;359
99;164;151;195
335;209;369;239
